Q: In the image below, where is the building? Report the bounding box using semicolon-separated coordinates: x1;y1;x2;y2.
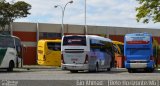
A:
10;22;160;65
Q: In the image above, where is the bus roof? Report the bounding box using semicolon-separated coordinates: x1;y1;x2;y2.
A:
113;41;124;45
125;32;152;37
63;35;112;42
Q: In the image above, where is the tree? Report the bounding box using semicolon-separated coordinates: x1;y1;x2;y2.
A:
0;0;31;32
136;0;160;23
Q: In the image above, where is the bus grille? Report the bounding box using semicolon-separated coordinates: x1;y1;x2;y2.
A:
64;49;84;53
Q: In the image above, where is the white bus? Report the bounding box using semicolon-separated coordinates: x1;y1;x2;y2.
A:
0;35;23;71
61;35;114;73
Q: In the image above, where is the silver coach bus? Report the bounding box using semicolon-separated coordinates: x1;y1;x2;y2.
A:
61;35;114;73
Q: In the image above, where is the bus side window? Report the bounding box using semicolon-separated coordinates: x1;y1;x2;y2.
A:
54;44;61;51
90;39;100;52
47;42;61;51
100;44;106;52
90;39;95;51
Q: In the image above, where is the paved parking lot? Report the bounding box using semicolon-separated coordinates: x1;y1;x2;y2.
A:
0;68;160;80
0;68;159;86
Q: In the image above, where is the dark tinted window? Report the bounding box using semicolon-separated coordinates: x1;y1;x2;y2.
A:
15;38;21;53
47;42;61;51
15;38;21;46
90;39;113;55
0;36;14;48
63;36;86;46
39;32;61;39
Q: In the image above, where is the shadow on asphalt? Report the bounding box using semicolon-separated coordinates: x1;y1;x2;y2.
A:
67;71;126;74
0;69;38;73
0;67;62;73
66;69;127;74
128;70;160;73
66;69;160;74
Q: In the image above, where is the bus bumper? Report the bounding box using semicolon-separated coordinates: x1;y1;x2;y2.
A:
37;60;45;65
62;64;89;71
125;61;155;69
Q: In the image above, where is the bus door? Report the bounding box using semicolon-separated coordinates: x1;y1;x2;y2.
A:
100;49;111;69
105;45;113;68
99;46;110;69
46;42;61;66
14;38;23;68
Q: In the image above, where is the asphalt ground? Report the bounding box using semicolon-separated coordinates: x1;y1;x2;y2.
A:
0;65;159;86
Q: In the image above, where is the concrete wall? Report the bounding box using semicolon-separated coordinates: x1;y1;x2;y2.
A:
11;22;160;65
12;22;160;36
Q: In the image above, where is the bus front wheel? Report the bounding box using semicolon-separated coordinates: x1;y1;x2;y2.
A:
7;61;14;72
107;62;112;71
107;68;111;71
145;68;154;73
95;63;99;72
128;69;133;73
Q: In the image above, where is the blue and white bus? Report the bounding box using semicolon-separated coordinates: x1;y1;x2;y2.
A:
124;33;155;73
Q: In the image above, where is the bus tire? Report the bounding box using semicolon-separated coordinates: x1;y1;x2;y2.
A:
70;70;78;73
95;63;99;72
150;68;155;73
128;69;132;73
107;68;111;71
91;63;99;72
150;64;155;72
146;68;154;73
107;62;112;71
7;61;14;72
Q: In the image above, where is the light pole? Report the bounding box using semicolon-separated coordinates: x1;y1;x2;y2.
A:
85;0;87;35
55;1;73;37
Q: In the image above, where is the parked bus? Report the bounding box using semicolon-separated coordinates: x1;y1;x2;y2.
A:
124;33;156;73
0;35;23;71
37;39;61;66
61;35;114;73
112;41;124;68
152;39;159;67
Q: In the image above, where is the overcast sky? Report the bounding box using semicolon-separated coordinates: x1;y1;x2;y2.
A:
6;0;160;29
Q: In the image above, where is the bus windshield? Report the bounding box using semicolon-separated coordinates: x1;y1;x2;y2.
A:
63;36;86;46
0;36;14;48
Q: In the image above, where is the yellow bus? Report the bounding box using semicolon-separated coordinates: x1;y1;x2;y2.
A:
37;39;61;66
112;41;124;68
